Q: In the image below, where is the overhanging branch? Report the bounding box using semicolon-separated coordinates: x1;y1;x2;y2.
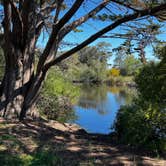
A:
36;0;84;74
59;0;110;39
43;3;166;71
111;0;140;12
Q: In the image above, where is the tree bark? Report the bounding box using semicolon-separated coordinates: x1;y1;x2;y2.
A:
0;65;25;118
0;46;37;119
0;0;40;120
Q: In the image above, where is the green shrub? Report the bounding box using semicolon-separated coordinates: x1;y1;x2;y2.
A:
79;69;98;82
114;103;166;153
113;56;166;155
42;69;79;102
135;62;165;104
107;68;120;77
37;68;79;122
37;95;76;122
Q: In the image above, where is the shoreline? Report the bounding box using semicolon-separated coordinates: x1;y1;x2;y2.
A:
72;80;137;88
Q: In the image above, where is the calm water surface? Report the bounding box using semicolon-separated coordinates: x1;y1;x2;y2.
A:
71;84;136;134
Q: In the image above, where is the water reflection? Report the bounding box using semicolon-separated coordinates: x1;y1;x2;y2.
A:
77;85;108;114
72;84;136;134
109;86;137;105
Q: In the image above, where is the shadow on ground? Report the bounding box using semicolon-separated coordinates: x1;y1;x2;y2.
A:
0;118;165;166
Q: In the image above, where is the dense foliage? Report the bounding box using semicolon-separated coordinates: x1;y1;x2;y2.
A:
113;46;166;154
114;54;142;76
107;68;120;77
135;62;166;104
114;103;165;154
120;55;142;76
37;68;79;122
60;43;110;83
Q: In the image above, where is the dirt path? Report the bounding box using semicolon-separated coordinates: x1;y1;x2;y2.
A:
0;118;165;166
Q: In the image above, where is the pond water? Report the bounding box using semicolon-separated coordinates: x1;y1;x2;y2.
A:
71;84;136;134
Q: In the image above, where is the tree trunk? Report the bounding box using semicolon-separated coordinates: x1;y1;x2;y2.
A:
0;69;24;118
0;49;39;120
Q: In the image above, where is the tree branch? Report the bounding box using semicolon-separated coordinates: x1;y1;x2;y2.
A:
111;0;140;12
40;0;57;15
21;0;36;44
36;0;84;74
3;0;11;38
19;0;23;11
53;0;84;30
43;3;166;71
53;0;64;24
59;0;110;39
101;35;139;40
9;0;23;45
3;0;16;68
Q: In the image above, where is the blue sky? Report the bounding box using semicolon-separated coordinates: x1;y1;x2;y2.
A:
37;1;166;65
0;1;165;64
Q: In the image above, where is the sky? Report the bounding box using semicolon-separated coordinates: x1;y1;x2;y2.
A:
36;0;166;65
0;0;165;64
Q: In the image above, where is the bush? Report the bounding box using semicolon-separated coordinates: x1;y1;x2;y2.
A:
79;69;98;82
37;68;79;122
107;68;120;77
135;62;165;104
37;95;76;122
113;58;166;155
42;69;79;102
114;103;166;153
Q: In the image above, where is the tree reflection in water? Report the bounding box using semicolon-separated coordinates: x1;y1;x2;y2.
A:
77;84;108;115
77;84;136;115
72;84;137;134
109;86;137;105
